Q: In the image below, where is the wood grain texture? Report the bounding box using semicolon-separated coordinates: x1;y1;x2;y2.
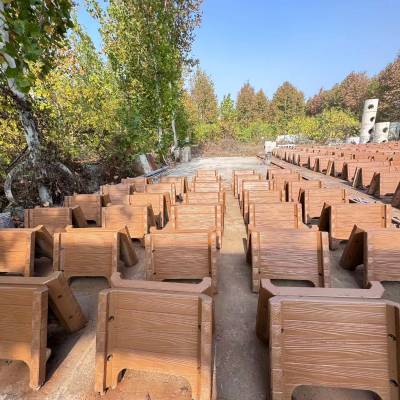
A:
242;190;284;223
64;194;105;226
256;279;384;343
121;176;148;192
286;180;322;202
102;204;156;240
193;181;223;193
318;203;392;248
124;192;169;228
232;169;255;196
299;187;348;223
368;171;400;197
250;229;330;292
100;183;134;204
145;230;217;293
268;296;400;400
146;182;177;204
95;288;214;399
160;176;188;197
53;227;137;284
0;285;48;390
24;206;87;234
248;202;304;230
167;204;223;248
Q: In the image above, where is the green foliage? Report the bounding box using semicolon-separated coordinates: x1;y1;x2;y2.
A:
236;82;257;124
0;0;73;92
237;121;276;142
189;68;218;124
270;81;305;132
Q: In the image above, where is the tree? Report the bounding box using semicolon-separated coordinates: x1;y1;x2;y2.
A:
306;88;325;116
0;0;73;204
189;68;218;124
236;82;257;124
317;108;359;142
219;94;236;122
337;72;370;116
93;0;202;156
270;81;305;132
375;56;400;121
254;89;269;121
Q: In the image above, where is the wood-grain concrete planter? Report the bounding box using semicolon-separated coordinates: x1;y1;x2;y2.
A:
184;191;226;211
341;225;400;287
145;230;218;293
124;192;170;228
267;296;400;400
256;278;385;343
167;204;223;248
121;176;148;192
236;174;263;201
102;204;156;242
95;287;214;399
299;187;347;223
286;180;322;202
160;176;188;198
232;170;256;197
146;182;177;204
319;203;392;249
100;183;134;204
248;202;304;231
0;271;87;333
392;182;400;208
192;180;223;193
54;227;137;284
24;206;88;234
0;274;86;390
368;171;400;197
352;165;394;189
341;160;387;182
197;169;218;178
249;229;330;292
242;190;284;223
64;194;110;226
270;173;301;192
111;272;213;296
0;226;53;276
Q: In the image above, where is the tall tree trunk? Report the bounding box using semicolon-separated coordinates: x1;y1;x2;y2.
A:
0;1;52;205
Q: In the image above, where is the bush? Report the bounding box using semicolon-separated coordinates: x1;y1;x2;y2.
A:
237;121;277;142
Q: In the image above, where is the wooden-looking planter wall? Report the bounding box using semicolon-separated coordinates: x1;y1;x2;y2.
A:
146;182;177;204
299;187;347;223
53;227;137;284
268;296;400;400
256;278;384;343
184;191;226;212
167;204;223;249
242;190;284;223
368;171;400;197
248;202;304;231
286;180;322;202
192;181;223;193
236;174;263;202
0;226;53;276
319;203;392;249
0;271;87;333
64;194;110;226
249;229;330;292
24;206;87;234
102;204;156;241
124;192;169;228
95;288;214;399
100;184;134;204
145;230;217;293
160;176;188;197
340;226;400;288
270;173;301;192
121;176;148;192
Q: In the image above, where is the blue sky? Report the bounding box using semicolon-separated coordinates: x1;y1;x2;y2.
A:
78;0;400;101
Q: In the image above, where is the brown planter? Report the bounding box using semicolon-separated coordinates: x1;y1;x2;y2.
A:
53;227;137;284
0;225;52;276
267;296;400;400
319;203;392;249
95;287;214;399
256;278;384;343
248;229;330;292
24;206;87;234
102;204;156;241
145;230;217;293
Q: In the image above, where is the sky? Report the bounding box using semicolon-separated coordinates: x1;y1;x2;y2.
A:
78;0;400;101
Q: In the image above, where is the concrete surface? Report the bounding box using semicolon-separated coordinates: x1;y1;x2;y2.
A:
1;156;399;400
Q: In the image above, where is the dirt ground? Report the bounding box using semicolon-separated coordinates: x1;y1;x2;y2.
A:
1;155;399;400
